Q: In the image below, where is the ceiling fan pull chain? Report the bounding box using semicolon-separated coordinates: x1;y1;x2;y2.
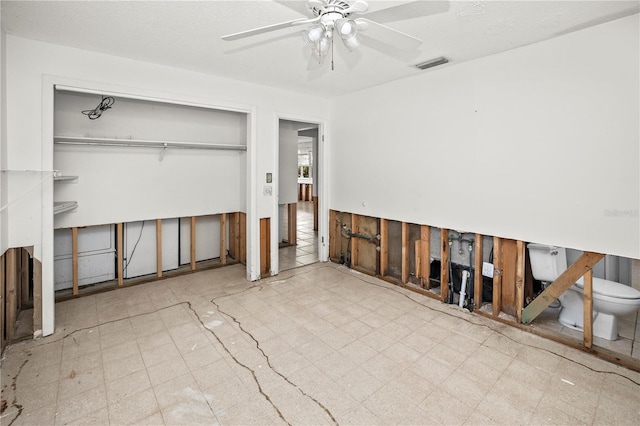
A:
331;33;335;71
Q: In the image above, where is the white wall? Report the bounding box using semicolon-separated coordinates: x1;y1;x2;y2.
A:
4;35;329;336
1;31;8;254
329;15;639;259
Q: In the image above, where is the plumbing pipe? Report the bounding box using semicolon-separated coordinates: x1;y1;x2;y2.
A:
459;270;470;308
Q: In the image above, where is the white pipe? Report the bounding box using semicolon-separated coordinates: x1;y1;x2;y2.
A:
459;270;470;308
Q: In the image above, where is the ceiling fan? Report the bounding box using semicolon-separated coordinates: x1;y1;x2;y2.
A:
222;0;424;68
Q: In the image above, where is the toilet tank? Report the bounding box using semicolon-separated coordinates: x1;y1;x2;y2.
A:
527;243;568;282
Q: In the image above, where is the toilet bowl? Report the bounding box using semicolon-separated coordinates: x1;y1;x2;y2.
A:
527;243;640;341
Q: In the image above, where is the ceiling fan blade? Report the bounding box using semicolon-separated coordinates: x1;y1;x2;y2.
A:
307;0;327;11
356;18;422;50
343;0;369;15
222;17;319;41
364;0;450;24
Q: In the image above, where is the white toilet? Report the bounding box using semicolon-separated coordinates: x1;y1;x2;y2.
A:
527;243;640;340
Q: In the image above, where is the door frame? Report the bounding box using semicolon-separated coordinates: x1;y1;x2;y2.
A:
274;114;328;275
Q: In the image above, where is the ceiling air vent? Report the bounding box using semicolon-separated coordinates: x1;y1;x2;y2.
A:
414;57;449;70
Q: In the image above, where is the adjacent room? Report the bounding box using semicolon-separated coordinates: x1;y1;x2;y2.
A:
1;1;639;425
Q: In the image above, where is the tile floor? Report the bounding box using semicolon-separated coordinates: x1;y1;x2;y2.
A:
1;263;639;425
279;201;319;272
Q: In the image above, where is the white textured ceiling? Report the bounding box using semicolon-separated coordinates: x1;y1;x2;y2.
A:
2;1;638;98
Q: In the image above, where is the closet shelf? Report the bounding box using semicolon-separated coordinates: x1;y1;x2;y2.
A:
54;201;78;215
54;136;247;151
54;175;78;182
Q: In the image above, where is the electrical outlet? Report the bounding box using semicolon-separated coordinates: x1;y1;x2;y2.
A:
482;262;494;278
263;186;273;196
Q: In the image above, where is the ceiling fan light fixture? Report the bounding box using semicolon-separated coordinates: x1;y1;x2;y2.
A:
335;18;358;39
317;34;331;56
302;23;325;47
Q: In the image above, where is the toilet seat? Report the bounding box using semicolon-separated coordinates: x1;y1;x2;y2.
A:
575;277;640;300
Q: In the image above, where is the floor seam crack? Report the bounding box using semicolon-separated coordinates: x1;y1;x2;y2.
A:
211;298;339;426
185;301;291;425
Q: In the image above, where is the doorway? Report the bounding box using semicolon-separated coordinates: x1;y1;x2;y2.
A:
278;120;320;272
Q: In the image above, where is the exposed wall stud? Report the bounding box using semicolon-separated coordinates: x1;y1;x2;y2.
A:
287;204;297;245
32;255;42;335
117;223;124;286
156;219;163;277
421;226;430;289
313;196;319;231
440;229;449;303
352;214;360;268
220;213;227;265
583;268;594;348
190;216;197;271
474;234;483;309
379;219;388;277
329;210;337;260
239;212;247;264
401;222;409;284
6;248;17;340
260;218;271;276
21;249;29;306
72;227;79;295
1;251;5;348
492;237;502;316
515;240;525;323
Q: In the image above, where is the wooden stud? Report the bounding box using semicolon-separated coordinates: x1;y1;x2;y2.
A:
351;214;360;268
239;212;247;264
287;204;297;245
440;229;449;303
117;223;124;286
190;216;197;271
15;250;21;311
492;237;502;316
515;240;525;323
500;239;518;317
379;219;388;277
72;227;79;295
473;234;483;309
6;248;16;340
401;222;409;284
220;213;227;265
32;256;42;335
156;219;162;278
313;196;319;231
583;268;594;349
414;240;421;285
229;212;240;261
329;210;337;260
0;252;5;347
421;225;430;289
260;218;271;276
521;251;605;324
20;249;29;306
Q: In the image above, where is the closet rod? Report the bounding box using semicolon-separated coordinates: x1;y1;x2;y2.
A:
54;136;247;151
